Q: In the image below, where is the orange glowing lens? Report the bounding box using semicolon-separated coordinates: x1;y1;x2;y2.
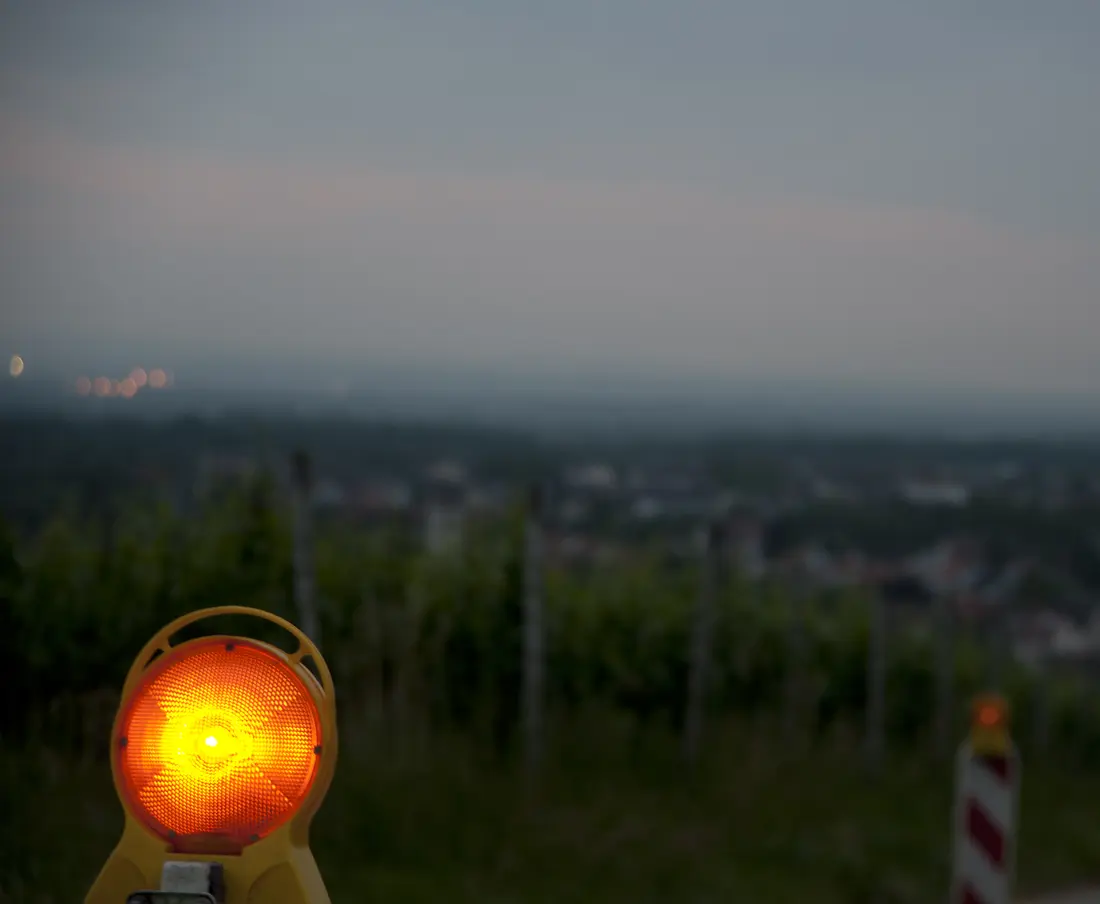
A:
115;638;322;850
973;697;1006;729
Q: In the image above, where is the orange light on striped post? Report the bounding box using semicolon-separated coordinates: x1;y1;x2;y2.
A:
951;694;1019;904
970;695;1010;757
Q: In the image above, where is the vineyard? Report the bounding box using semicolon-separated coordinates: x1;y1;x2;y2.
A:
4;477;1100;902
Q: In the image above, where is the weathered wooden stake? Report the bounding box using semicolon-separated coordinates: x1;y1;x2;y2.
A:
290;450;320;646
685;519;723;764
865;591;887;772
784;579;808;741
1033;655;1050;756
935;594;956;759
986;607;1011;693
522;483;546;776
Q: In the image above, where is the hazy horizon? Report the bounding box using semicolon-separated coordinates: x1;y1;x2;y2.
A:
5;362;1100;440
3;1;1099;425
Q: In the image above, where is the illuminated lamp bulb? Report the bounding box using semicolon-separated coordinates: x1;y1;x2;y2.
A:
114;639;322;851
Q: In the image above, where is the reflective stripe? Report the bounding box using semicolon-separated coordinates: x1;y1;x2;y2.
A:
966;758;1014;828
958;835;1010;904
966;798;1005;867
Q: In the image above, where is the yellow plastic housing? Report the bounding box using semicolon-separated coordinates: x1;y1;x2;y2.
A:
85;606;338;904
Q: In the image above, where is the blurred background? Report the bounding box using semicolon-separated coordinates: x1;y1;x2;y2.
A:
2;2;1100;902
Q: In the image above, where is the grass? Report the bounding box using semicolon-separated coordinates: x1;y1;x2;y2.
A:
5;712;1100;904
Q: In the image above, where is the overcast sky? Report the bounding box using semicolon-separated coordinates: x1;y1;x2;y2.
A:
2;0;1098;402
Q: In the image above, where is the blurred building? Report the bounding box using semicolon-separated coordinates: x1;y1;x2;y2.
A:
421;463;468;555
900;479;970;507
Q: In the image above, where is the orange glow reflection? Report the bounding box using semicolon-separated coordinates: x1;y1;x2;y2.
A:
148;368;167;389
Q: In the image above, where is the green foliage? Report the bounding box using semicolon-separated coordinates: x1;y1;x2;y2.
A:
7;494;1100;900
5;490;1100;770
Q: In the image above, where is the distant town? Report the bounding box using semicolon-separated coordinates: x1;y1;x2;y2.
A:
275;451;1100;666
4;412;1100;675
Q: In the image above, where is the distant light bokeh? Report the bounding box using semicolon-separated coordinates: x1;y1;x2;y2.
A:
9;354;24;377
67;365;173;400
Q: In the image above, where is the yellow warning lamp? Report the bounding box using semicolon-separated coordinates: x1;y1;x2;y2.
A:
85;606;338;904
969;693;1010;757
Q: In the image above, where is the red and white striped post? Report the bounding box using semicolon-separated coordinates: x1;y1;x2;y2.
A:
951;695;1020;904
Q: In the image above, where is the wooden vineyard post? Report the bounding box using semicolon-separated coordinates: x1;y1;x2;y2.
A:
522;483;546;777
864;591;887;773
290;450;320;646
935;594;956;760
685;518;723;765
784;579;808;743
